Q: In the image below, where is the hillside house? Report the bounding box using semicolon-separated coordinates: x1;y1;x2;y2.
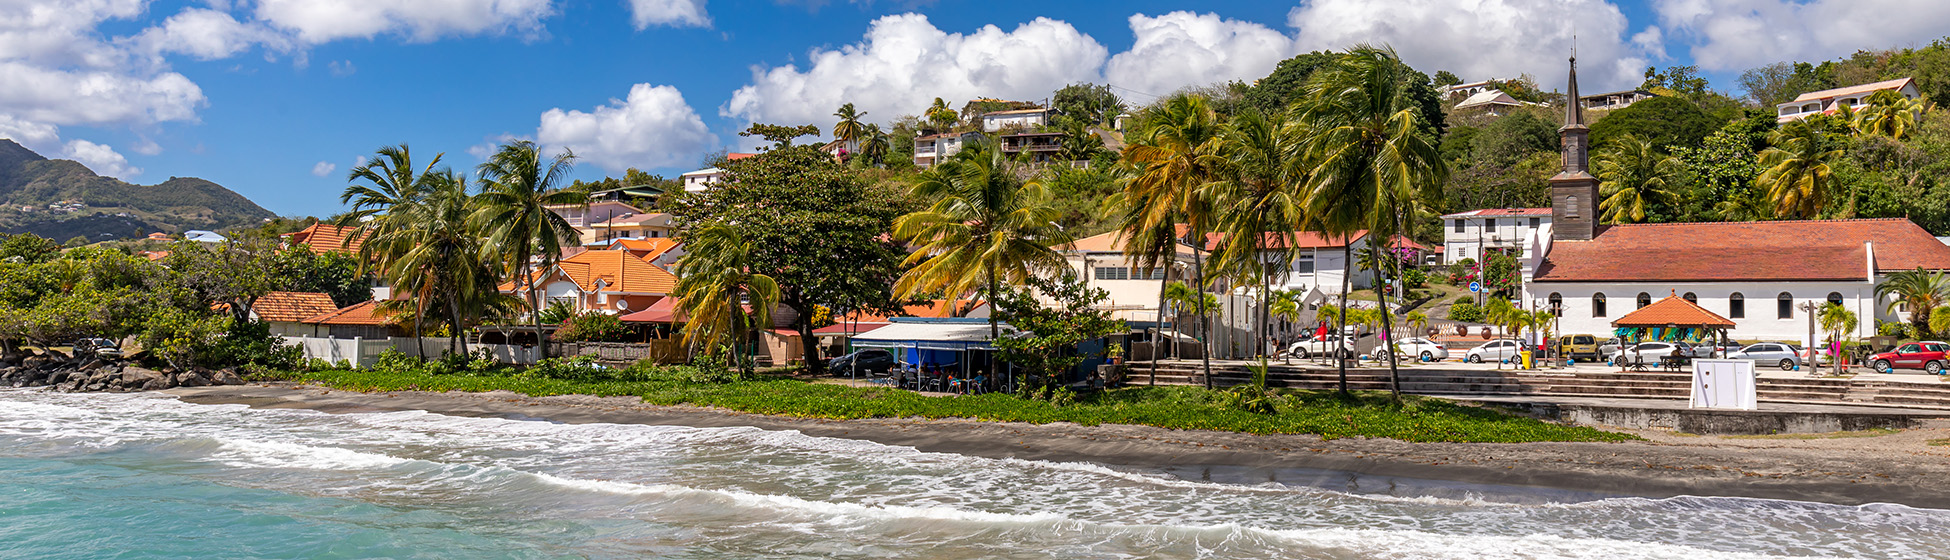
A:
980;108;1050;132
1580;89;1654;111
282;223;365;255
913;131;983;169
1441;208;1552;264
502;249;678;316
1776;77;1919;123
1453;90;1524;116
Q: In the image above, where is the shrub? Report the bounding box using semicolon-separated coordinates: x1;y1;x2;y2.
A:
1449;302;1484;323
524;355;609;381
1878;320;1912;339
207;320;302;371
371;348;426;375
556;312;632;343
1402;268;1429;290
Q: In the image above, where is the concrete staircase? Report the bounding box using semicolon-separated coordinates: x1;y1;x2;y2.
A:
1122;362;1950;409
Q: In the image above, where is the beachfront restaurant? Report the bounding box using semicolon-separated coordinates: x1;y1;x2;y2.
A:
850;318;1014;394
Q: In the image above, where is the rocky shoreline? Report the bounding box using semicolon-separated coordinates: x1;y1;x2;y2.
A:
1;356;244;392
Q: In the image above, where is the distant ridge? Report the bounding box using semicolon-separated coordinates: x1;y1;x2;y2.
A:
0;139;274;241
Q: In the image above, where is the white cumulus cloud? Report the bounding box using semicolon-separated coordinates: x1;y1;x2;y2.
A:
64;139;139;179
311;161;337;177
626;0;711;29
722;14;1108;134
1652;0;1950;71
1105;11;1296;97
126;8;286;62
251;0;556;44
538;84;715;172
1287;0;1650;92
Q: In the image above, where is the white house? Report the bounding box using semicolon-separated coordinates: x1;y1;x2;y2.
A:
1580;89;1654;111
183;230;227;243
1522;58;1950;344
1441;208;1552;264
546;201;646;245
913;131;982;169
1439;80;1497;99
677;152;756;191
1054;231;1202;325
980;108;1050;132
1453;90;1524;116
1776;77;1919;123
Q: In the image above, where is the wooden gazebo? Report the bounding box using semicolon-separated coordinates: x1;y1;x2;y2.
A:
1610;292;1738;364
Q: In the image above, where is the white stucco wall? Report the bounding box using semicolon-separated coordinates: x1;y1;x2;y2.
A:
1524;281;1883;344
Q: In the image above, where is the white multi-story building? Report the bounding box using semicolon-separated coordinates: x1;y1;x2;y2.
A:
1776;77;1919;123
1579;89;1654;111
912;131;982;169
1441;208;1551;264
980;108;1050;132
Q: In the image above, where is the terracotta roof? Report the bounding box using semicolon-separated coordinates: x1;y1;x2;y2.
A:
1054;230;1202;255
727;152;756;160
283;223;365;255
1388;236;1430;252
1441;208;1552;218
1183;224;1369;250
253;292;339;323
1534;219;1950;283
506;249;677;295
1611;294;1736;328
1787;77;1913;104
302;300;392;326
609;237;681;260
139;250;170;261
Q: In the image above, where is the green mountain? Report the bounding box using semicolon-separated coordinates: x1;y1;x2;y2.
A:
0;139;274;241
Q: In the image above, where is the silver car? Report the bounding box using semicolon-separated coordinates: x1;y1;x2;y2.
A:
1725;342;1807;371
1464;339;1527;363
1611;342;1686;364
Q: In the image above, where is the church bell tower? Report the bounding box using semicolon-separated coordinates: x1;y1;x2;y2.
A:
1550;56;1600;241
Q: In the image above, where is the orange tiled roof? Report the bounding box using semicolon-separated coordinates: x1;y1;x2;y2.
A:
1181;224;1368;250
1611;293;1737;328
283;223;365;255
253;291;340;323
302;300;392;326
504;249;678;295
1534;218;1950;283
611;237;681;260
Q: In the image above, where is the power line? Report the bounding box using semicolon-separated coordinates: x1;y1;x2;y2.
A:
1104;83;1160;100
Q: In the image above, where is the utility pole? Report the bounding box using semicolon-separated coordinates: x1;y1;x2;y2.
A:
1799;300;1820;375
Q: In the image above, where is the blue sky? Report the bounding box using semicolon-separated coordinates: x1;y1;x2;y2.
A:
12;0;1950;217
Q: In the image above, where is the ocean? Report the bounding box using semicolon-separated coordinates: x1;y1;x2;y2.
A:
2;389;1946;559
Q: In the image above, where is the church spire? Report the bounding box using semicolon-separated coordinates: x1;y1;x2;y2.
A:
1564;56;1584;127
1550;55;1600;242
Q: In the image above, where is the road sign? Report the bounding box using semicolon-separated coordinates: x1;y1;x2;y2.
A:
1468;282;1481;293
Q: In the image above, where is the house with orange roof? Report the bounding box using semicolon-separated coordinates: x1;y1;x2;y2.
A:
1052;231;1201;325
1776;77;1918;123
301;300;398;339
243;291;342;336
502;248;678;316
282;223;366;256
607;237;685;269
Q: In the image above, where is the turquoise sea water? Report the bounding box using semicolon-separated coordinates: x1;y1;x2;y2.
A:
3;389;1949;559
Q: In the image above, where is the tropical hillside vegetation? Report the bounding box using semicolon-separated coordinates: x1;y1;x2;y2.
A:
0;140;275;242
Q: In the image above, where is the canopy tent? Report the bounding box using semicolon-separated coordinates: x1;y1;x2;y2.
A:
851;319;1016;391
1609;292;1737;361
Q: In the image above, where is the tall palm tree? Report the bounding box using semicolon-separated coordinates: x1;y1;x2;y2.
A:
924;97;958;132
893;143;1069;340
380;171;514;357
1209;108;1306;362
339;144;444;356
1876;267;1950;336
833;103;868;152
1853;90;1927;140
1163;280;1219;364
1269;289;1304;364
1594;134;1684;224
1819;302;1856;375
859;123;890;166
473;140;582;360
1119;93;1227;388
1757;122;1845;219
675;224;780;374
1290;44;1446;399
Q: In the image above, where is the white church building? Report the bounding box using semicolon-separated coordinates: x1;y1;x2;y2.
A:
1517;57;1950;343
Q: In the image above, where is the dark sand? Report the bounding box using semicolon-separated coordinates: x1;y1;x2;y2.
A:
166;383;1950;509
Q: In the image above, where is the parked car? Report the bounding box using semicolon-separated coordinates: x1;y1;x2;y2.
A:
1286;334;1354;359
1725;342;1808;370
1556;335;1604;361
1379;337;1449;362
1464;339;1528;364
1868;342;1950;374
71;337;122;358
1610;342;1689;364
828;349;897;374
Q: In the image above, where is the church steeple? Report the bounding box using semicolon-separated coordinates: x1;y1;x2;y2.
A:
1550;55;1600;241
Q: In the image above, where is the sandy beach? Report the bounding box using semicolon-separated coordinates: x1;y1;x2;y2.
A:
166;383;1950;509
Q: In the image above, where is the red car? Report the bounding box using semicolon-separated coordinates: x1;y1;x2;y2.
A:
1869;341;1950;374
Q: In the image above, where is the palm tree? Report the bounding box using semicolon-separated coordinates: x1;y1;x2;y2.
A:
1594;134;1683;224
676;224;781;375
339;144;445;356
1757;122;1845;219
473;140;582;360
1209;108;1306;363
379;171;514;357
1290;44;1446;399
1853;90;1927;140
924;97;958;132
833;103;868;152
1119;93;1227;388
893;143;1068;340
1876;267;1950;336
859;123;890;167
1818;302;1857;375
1269;289;1305;364
1714;187;1777;222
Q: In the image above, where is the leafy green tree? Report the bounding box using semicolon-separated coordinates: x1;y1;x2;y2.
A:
1854;90;1929;140
670;144;908;372
675;224;780;374
0;233;62;264
858;123;890;166
1470;110;1559;165
1595;135;1686;224
161;237;309;326
739;123;822;150
1739;61;1825;107
1590;96;1722;151
1758;121;1846;219
1292;44;1447;399
556;311;631;343
1244;51;1338;114
474;140;582;359
1641;65;1711;100
1117;92;1225;387
1877;268;1950;335
1432;70;1462;87
894;143;1068;340
1054;117;1108;163
924;97;958;132
1044;165;1121;234
1052;83;1125;126
992;273;1121;395
1673;115;1774;221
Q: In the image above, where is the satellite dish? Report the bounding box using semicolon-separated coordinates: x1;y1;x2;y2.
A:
615;299;630;310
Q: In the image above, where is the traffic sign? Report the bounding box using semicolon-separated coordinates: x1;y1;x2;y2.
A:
1468;282;1481;293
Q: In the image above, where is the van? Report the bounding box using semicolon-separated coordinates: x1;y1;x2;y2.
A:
1557;335;1601;361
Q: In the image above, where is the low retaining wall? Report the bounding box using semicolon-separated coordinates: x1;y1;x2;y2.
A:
1491;401;1949;435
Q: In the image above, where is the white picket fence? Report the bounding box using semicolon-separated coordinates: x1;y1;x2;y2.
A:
281;336;539;368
